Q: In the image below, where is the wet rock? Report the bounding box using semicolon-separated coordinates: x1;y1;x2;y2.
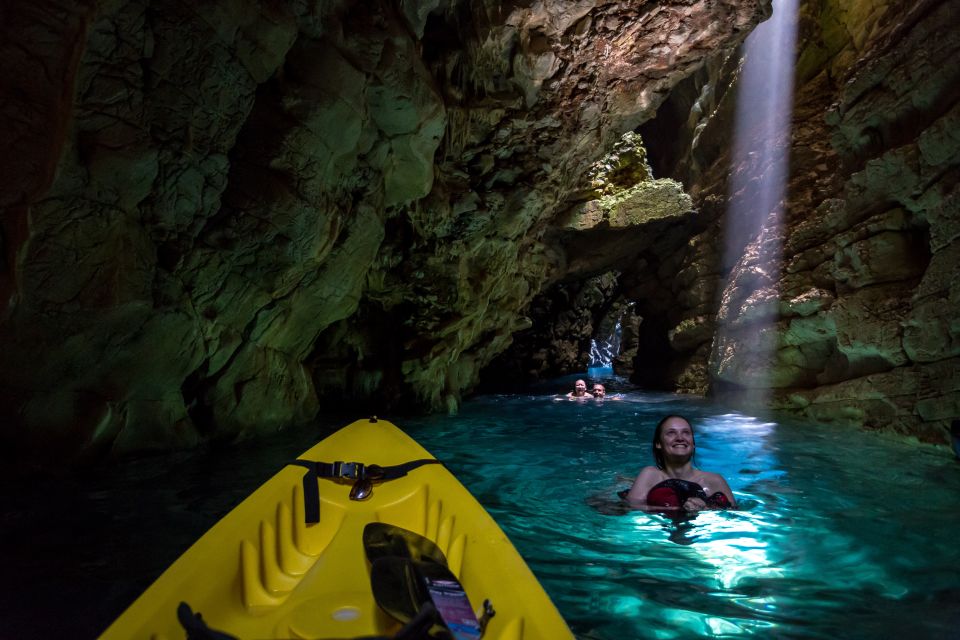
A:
5;0;958;456
697;0;960;442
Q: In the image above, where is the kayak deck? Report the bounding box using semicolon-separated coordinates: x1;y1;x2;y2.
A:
99;418;573;639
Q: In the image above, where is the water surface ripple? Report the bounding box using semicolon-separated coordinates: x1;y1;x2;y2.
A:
4;386;960;639
401;389;960;640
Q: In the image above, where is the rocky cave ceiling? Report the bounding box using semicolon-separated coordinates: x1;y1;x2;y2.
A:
1;0;958;462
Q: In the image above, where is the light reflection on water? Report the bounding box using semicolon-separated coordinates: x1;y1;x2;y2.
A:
402;387;960;640
5;385;959;639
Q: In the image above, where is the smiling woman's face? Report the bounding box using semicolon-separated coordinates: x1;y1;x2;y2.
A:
657;417;695;456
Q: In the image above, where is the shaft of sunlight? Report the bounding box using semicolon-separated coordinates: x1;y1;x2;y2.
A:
719;0;799;405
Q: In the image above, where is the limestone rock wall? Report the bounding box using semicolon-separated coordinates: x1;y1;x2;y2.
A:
0;0;767;459
491;0;959;445
4;0;954;457
674;0;960;442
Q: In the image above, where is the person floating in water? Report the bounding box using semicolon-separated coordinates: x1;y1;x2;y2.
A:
566;379;593;399
590;383;622;400
621;415;735;511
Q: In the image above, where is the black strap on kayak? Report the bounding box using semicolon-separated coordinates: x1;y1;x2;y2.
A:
289;458;441;524
177;602;239;640
288;459;322;524
178;600;406;640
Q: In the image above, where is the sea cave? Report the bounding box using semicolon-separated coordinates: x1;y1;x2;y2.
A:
2;0;960;635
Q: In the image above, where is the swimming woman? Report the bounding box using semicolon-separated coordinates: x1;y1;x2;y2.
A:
566;379;593;399
622;415;736;511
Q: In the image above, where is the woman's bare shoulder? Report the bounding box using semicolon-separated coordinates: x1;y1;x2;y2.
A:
636;466;663;479
697;470;732;489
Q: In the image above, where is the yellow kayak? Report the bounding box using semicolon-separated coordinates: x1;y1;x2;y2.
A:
99;417;573;640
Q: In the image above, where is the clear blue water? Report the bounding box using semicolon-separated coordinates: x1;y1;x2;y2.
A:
401;381;960;639
5;380;960;639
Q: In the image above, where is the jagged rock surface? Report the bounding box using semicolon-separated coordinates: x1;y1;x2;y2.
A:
3;0;957;457
492;0;959;444
707;0;959;442
0;0;768;459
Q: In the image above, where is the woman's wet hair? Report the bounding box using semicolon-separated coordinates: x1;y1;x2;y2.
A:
652;414;695;470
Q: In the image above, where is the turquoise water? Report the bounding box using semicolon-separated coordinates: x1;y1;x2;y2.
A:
401;385;960;639
5;382;960;638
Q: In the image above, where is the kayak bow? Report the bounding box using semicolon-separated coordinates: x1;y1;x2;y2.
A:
99;417;573;640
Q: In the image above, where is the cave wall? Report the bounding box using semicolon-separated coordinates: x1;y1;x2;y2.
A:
6;0;952;458
648;0;959;442
537;0;960;445
0;0;769;460
491;0;959;444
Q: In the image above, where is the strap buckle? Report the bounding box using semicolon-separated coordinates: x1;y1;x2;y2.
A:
332;461;364;480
